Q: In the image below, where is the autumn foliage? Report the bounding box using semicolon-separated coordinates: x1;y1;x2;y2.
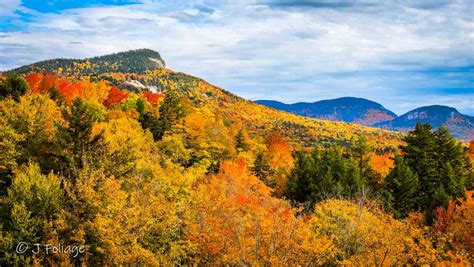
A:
141;91;164;106
0;72;472;265
188;160;335;265
434;191;474;261
103;86;128;107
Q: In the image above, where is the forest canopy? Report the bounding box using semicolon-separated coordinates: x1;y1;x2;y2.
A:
0;72;472;265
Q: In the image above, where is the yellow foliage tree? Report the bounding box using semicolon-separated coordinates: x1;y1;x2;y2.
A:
309;199;437;266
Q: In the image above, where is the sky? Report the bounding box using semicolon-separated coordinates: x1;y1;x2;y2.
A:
0;0;473;115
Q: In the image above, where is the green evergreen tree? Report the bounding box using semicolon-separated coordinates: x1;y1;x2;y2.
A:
323;148;362;199
426;185;450;224
137;91;186;141
401;123;469;224
156;91;185;140
251;153;274;186
383;154;419;218
137;99;162;141
434;126;466;199
350;137;382;194
401;123;437;213
235;130;249;151
285;150;315;206
0;74;28;101
285;147;363;209
461;152;474;190
51;98;106;180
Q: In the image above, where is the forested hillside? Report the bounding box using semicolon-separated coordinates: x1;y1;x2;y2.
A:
258;99;474;140
9;49;165;76
6;50;403;152
0;50;472;265
257;97;397;126
376;105;474;140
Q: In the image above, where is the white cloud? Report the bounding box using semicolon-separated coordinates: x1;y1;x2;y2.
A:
0;0;473;114
0;0;21;16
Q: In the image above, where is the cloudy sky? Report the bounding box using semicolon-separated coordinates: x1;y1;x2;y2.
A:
0;0;473;115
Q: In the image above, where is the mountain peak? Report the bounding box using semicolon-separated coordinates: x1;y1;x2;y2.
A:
411;105;459;114
314;97;390;111
400;105;463;124
111;48;161;57
257;97;397;126
91;49;165;68
376;105;474;140
8;48;166;75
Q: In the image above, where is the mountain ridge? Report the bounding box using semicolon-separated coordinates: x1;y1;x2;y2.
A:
256;97;397;126
6;49;166;76
376;105;474;140
6;49;470;141
257;98;473;140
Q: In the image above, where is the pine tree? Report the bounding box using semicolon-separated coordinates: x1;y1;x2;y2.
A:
252;153;273;186
156;91;185;140
235;130;249;151
461;152;474;190
0;74;28;101
51;98;106;180
137;91;186;141
434;126;466;199
285;147;364;209
401;123;437;213
383;154;419;218
401;123;469;224
427;185;450;224
324;148;362;199
350;137;382;194
285;150;314;205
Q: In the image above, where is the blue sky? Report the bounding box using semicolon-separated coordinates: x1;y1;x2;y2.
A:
0;0;473;115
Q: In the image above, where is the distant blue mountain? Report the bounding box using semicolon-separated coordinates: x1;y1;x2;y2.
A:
256;99;474;140
256;97;397;126
375;105;474;140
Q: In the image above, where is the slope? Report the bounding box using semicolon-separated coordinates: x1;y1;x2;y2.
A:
376;105;474;140
257;97;397;126
6;49;403;151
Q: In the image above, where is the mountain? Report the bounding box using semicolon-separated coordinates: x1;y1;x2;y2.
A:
258;98;474;140
8;49;166;76
256;97;397;126
375;105;474;140
5;49;402;151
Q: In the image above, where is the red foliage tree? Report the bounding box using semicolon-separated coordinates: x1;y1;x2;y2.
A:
25;73;44;93
142;91;164;106
104;86;129;107
434;201;456;233
38;74;58;94
57;78;83;103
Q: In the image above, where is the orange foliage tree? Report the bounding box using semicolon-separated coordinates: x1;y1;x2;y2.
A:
26;73;83;103
25;73;118;105
187;160;335;265
25;73;57;94
142;91;164;106
434;191;474;261
56;78;83;103
103;86;129;107
262;133;294;196
370;152;394;176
